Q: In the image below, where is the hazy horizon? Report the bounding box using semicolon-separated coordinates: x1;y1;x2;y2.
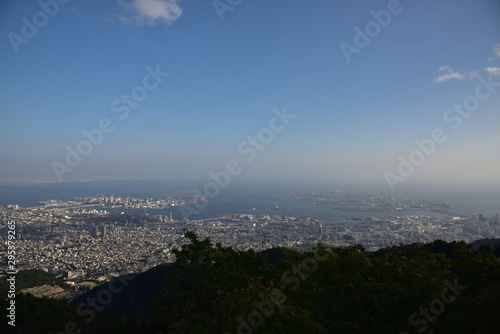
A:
1;0;499;191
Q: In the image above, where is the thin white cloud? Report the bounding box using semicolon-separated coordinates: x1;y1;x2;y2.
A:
469;69;479;78
438;65;451;72
118;0;182;26
434;72;463;82
485;67;500;76
433;65;464;83
493;43;500;57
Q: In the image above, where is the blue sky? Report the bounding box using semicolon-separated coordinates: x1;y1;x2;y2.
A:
0;0;499;189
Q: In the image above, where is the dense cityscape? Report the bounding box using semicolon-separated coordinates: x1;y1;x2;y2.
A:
2;1;499;332
1;193;499;289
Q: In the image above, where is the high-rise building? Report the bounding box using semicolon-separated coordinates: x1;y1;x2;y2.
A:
92;226;99;238
102;225;107;238
380;220;386;231
496;213;500;224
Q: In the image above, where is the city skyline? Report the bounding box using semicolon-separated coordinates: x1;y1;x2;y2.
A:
1;0;500;189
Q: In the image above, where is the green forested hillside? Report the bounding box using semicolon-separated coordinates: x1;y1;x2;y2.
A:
150;232;500;333
0;269;66;297
2;233;500;333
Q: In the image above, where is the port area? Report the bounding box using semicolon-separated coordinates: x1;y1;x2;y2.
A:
35;193;204;211
291;190;453;214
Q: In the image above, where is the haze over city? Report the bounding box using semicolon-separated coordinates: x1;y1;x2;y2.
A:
2;2;500;333
0;0;499;189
